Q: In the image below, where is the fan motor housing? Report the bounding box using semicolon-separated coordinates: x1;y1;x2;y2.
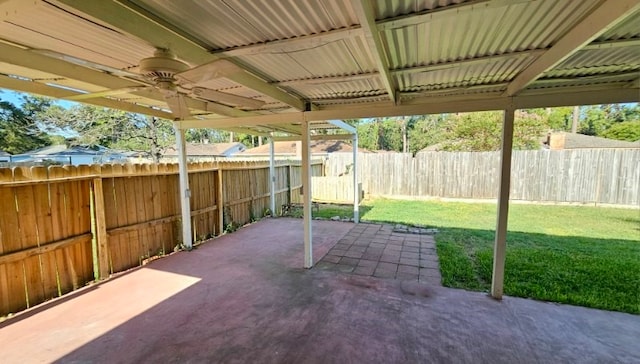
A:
139;49;189;82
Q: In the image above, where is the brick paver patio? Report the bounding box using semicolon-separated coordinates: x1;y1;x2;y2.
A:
316;223;441;284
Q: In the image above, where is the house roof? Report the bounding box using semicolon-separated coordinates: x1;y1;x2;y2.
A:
14;144;128;157
243;140;362;155
0;1;637;136
550;132;640;149
163;142;245;156
0;150;11;157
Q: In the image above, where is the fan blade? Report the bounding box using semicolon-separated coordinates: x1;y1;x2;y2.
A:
164;93;190;120
192;87;265;109
174;59;242;84
65;86;150;100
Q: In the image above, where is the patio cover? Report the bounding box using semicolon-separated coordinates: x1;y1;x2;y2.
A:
0;0;638;298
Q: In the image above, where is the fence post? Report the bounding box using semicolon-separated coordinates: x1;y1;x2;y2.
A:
286;164;291;206
92;178;110;279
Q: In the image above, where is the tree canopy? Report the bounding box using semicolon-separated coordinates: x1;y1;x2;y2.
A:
1;90;638;156
0;95;52;154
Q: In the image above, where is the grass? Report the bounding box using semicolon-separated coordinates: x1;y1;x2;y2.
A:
307;199;640;314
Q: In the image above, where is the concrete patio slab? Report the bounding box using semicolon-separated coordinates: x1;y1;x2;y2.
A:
0;218;638;363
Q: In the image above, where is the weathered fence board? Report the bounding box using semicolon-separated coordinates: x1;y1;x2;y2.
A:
326;149;639;206
0;159;321;317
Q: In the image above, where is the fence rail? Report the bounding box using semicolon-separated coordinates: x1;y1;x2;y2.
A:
325;149;640;206
0;160;322;317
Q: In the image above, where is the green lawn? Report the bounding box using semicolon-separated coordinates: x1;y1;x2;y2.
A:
309;199;640;314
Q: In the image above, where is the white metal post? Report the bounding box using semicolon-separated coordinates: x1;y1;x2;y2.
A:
352;133;359;223
174;123;193;250
491;107;515;299
269;136;276;216
301;120;313;268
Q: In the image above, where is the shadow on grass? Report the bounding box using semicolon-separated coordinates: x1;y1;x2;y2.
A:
432;227;640;315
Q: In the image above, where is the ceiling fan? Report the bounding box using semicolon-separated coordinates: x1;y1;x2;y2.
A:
53;48;265;119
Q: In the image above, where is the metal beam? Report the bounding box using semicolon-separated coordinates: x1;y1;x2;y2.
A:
352;134;360;224
176;113;303;129
0;41;255;118
273;133;354;141
351;0;397;104
269;36;629;88
58;0;306;111
491;107;515;299
0;42;146;90
213;26;363;58
174;124;193;250
377;0;493;30
301;120;313;268
327;119;357;134
175;85;638;130
0;74;173;118
505;0;640;96
269;137;276;216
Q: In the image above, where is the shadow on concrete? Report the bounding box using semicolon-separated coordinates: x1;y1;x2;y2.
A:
1;219;639;363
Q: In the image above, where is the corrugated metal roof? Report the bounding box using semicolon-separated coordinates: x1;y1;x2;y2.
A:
0;1;154;70
396;55;534;92
0;0;637;132
598;8;640;40
382;0;598;69
132;0;359;49
234;36;376;82
556;46;640;70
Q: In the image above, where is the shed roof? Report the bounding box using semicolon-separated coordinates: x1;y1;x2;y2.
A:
0;0;637;135
549;132;640;149
243;140;364;155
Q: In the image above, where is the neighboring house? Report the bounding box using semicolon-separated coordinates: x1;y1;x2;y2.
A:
10;145;130;165
543;132;640;150
0;150;10;163
241;140;362;157
161;142;246;161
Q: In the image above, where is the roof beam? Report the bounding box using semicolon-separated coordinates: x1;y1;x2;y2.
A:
273;134;354;142
351;0;397;104
212;26;363;58
0;41;255;118
271;35;634;88
0;74;173;118
57;0;307;111
277;48;544;87
176;85;638;130
505;0;640;96
327;120;356;134
583;37;640;50
0;41;146;90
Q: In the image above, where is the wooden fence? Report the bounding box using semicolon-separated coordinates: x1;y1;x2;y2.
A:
0;160;322;317
325;149;640;206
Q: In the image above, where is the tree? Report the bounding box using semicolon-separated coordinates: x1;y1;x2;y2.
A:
185;129;231;144
437;110;547;152
601;121;640;142
407;114;447;154
0;95;52;154
39;104;175;162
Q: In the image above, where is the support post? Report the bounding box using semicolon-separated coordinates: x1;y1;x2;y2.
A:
174;123;193;249
301;120;313;268
352;133;359;223
269;136;276;216
491;107;515;299
92;178;109;279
